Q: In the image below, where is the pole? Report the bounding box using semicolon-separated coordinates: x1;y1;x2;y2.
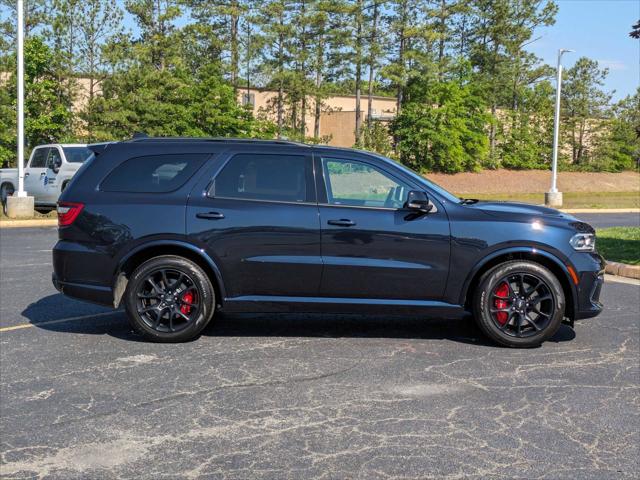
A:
546;48;572;208
550;50;563;194
16;0;26;197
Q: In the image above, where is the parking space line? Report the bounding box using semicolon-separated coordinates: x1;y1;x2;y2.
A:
0;311;121;332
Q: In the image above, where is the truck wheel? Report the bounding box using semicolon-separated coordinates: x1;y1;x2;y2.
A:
1;182;15;214
473;260;565;348
123;255;216;342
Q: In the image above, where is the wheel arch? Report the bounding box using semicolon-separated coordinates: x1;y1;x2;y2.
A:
1;180;15;196
461;248;577;320
113;240;226;309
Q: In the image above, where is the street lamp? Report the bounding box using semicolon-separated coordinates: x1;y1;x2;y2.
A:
545;48;573;208
6;0;34;218
16;0;25;197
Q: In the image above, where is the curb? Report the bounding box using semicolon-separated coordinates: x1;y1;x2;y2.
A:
605;261;640;280
0;218;57;228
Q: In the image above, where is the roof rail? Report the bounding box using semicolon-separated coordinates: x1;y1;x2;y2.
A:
127;136;308;147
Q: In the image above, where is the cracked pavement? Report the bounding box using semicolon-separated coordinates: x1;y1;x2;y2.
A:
1;227;639;479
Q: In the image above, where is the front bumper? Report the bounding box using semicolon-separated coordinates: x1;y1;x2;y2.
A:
572;252;605;320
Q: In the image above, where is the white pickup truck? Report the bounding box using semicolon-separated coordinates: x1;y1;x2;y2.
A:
0;144;93;211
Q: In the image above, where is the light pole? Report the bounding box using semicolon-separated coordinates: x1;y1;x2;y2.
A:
6;0;34;218
16;0;25;197
545;48;573;208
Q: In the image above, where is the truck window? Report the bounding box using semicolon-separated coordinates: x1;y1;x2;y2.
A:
47;149;62;169
29;148;49;168
62;147;93;163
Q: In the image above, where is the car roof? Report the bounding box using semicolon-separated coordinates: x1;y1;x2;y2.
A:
125;137;310;148
33;143;89;148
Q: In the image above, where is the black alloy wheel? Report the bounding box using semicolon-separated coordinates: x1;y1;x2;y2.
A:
489;272;554;338
136;268;201;333
474;260;565;348
124;255;215;342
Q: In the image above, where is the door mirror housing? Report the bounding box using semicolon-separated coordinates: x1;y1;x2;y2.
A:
404;190;433;213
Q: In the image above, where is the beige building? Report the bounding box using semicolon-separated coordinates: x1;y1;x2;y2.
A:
239;88;397;146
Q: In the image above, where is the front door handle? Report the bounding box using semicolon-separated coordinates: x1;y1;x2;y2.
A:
327;219;356;227
196;211;225;220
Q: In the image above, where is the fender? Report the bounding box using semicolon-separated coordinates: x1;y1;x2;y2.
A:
458;246;578;308
112;239;227;306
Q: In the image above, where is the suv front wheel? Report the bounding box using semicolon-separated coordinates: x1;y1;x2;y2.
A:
123;255;216;342
473;261;565;348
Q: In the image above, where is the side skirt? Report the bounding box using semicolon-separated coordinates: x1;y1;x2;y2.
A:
222;295;465;317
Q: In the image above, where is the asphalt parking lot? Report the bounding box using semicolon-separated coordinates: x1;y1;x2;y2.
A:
1;217;639;479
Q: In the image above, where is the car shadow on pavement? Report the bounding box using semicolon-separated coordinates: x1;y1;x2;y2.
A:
22;293;576;347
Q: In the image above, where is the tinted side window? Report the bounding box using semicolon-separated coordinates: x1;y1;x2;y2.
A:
46;148;62;169
213;154;313;203
101;154;209;193
322;158;410;208
29;148;48;168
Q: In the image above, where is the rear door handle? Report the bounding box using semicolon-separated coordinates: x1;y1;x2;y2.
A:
196;211;225;220
327;219;356;227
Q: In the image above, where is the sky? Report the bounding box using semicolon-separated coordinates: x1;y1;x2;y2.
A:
527;0;639;102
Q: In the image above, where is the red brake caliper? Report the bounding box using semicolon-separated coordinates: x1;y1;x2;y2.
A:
493;282;510;325
180;291;195;315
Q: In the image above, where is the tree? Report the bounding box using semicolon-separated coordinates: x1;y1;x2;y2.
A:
74;0;123;140
0;37;73;165
392;77;490;173
469;0;557;159
592;88;640;171
630;20;640;39
561;57;612;166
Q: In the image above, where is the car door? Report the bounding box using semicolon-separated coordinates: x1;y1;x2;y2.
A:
24;147;49;201
187;149;322;299
42;147;63;203
317;154;450;300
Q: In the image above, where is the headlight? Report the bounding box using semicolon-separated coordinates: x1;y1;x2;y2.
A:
570;233;595;251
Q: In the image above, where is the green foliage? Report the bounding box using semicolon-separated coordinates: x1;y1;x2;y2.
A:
359;120;394;157
392;79;490;173
589;89;640;172
0;37;73;166
498;80;555;169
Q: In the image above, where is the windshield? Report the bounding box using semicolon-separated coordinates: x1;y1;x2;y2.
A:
370;153;462;204
62;147;93;163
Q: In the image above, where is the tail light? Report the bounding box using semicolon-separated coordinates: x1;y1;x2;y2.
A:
57;202;84;227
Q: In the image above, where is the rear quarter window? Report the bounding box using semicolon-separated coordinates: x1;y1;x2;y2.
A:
100;154;209;193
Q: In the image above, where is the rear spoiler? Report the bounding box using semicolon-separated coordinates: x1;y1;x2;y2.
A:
87;142;115;156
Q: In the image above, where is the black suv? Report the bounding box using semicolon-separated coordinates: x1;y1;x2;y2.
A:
52;138;604;347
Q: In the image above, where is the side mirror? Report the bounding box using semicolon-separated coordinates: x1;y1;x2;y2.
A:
404;190;433;213
52;157;62;174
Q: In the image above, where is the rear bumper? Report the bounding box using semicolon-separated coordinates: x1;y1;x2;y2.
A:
52;239;115;307
572;252;605;320
52;272;114;307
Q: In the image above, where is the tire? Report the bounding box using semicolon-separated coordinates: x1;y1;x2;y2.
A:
123;255;216;342
1;182;14;214
473;260;565;348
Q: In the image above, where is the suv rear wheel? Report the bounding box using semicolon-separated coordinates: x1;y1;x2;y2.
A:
473;260;565;348
123;255;215;342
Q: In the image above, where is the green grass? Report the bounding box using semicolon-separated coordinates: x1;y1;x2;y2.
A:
467;191;639;209
596;227;640;265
